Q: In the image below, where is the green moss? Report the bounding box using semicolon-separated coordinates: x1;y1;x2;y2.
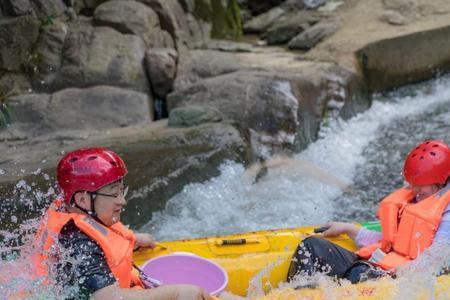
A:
194;0;213;22
210;0;243;41
0;87;16;129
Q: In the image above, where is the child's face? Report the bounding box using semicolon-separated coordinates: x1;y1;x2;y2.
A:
410;183;441;201
94;181;127;226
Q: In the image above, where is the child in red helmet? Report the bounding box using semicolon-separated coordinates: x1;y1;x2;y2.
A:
34;148;212;300
288;140;450;285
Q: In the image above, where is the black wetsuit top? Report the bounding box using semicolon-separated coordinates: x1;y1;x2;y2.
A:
57;220;116;300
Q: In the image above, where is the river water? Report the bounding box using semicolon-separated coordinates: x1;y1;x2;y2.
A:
144;74;450;240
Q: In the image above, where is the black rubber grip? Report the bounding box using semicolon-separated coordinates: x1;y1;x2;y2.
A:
313;226;330;233
221;239;246;245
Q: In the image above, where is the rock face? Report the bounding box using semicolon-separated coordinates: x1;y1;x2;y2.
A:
174;50;242;91
356;25;450;92
3;0;33;16
44;20;148;93
94;0;169;48
137;0;210;48
7;86;152;136
145;48;178;99
32;20;68;87
0;121;251;230
0;15;40;72
30;0;67;19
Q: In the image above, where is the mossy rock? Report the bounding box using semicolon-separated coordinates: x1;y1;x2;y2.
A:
195;0;242;40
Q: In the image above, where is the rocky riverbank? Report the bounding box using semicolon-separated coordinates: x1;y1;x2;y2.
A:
1;0;450;230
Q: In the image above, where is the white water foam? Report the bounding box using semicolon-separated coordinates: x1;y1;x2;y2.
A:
145;75;450;240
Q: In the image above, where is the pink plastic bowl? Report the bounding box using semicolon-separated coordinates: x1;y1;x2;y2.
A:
141;253;228;296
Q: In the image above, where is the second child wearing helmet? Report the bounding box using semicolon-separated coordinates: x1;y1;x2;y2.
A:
33;148;212;300
287;140;450;284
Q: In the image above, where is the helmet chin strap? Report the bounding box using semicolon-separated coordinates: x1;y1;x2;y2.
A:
72;193;108;227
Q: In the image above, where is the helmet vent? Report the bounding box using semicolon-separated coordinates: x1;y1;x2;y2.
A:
433;144;439;147
420;156;424;160
69;157;78;163
110;161;117;166
430;152;436;156
88;156;98;161
426;141;430;144
412;154;417;158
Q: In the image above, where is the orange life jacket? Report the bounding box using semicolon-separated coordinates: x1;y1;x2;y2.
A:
33;200;143;288
357;185;450;270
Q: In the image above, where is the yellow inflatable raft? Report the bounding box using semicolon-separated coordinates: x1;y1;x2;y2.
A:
133;222;450;299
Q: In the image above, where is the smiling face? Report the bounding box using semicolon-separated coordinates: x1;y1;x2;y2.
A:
93;181;127;226
410;183;441;202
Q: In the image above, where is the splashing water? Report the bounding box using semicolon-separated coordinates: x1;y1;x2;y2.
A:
144;75;450;241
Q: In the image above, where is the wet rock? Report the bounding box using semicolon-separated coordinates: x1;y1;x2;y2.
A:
243;6;285;34
174;50;242;91
31;20;68;88
49;21;148;93
94;0;166;47
0;121;251;230
168;106;223;127
288;19;339;50
263;12;318;45
6;86;151;136
356;25;450;92
30;0;67;19
168;66;369;154
3;0;32;16
145;48;178;99
0;15;40;72
169;70;302;153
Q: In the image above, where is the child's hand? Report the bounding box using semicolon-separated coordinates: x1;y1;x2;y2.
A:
135;233;156;249
322;222;360;239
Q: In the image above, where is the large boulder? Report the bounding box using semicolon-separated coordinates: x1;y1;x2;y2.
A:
356;25;450;92
168;67;369;155
145;48;178;99
94;0;168;48
174;50;242;91
0;15;40;72
5;86;152;137
0;121;251;230
288;19;339;50
42;19;148;93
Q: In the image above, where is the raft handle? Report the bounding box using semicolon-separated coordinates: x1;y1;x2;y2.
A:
215;238;260;246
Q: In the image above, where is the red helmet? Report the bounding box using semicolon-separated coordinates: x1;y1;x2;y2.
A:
57;147;127;204
403;140;450;186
